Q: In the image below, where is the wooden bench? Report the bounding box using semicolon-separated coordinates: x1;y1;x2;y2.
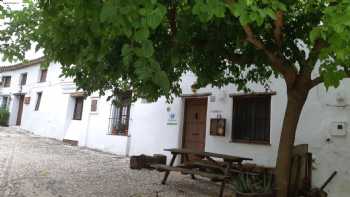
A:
152;148;252;197
152;164;228;180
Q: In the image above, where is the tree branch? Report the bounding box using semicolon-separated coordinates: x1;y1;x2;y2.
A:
226;53;255;65
274;11;284;48
243;25;297;84
306;39;328;68
309;76;323;88
167;0;177;41
285;41;306;68
243;25;264;49
299;39;329;83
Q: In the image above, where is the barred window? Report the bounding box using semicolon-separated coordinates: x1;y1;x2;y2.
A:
108;92;131;136
73;97;84;120
20;73;27;86
1;96;9;109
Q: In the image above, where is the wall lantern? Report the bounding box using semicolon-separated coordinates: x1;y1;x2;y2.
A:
210;118;226;136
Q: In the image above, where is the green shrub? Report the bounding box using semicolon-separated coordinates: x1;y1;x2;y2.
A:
0;108;10;126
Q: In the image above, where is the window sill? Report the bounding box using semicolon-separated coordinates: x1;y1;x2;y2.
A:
107;133;129;137
230;139;271;146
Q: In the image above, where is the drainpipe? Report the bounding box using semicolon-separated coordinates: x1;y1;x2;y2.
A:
84;110;92;147
125;112;133;157
126;134;131;157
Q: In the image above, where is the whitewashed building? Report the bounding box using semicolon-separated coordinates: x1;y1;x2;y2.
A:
0;58;349;196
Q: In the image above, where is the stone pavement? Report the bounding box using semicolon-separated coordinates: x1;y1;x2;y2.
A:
0;127;234;197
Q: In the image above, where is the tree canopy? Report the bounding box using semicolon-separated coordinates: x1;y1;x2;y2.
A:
1;0;349;101
1;1;350;196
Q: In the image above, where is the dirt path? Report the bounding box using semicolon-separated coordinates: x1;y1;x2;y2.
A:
0;127;233;197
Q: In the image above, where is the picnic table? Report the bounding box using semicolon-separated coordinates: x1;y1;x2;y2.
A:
152;148;253;197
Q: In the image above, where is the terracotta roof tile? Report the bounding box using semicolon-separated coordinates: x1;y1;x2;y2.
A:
0;57;45;72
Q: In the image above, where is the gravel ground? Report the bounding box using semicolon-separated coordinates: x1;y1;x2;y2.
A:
0;127;234;197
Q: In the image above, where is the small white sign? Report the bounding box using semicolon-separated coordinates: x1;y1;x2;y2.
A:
167;112;177;125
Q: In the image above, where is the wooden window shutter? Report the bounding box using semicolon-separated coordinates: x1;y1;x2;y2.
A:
20;73;27;85
35;92;42;111
232;95;271;144
40;69;47;82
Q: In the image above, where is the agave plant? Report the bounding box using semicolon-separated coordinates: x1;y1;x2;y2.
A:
233;172;273;194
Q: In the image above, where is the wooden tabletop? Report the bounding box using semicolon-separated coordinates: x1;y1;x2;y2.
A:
164;148;253;162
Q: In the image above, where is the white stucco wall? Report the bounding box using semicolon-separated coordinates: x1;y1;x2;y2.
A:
1;62;349;196
81;95;130;155
126;72;350;196
0;62;72;140
128;97;184;160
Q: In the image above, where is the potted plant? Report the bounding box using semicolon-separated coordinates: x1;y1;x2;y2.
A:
111;127;118;135
233;172;274;197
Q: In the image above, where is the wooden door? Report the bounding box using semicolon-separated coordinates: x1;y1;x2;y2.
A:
182;98;207;155
16;95;25;126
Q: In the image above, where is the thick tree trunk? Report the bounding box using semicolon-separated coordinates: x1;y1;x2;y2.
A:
275;89;308;197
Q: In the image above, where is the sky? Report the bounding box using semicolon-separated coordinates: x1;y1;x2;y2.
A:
0;0;43;67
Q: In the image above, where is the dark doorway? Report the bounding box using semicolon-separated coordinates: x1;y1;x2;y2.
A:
16;95;25;126
182;97;207;159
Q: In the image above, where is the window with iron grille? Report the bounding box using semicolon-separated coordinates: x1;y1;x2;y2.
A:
1;96;9;109
108;92;131;136
73;97;84;120
2;76;11;87
231;94;271;144
20;73;27;86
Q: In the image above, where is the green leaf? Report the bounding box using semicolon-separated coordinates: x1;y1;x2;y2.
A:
133;28;150;42
192;1;203;16
146;5;166;29
135;40;154;58
154;70;170;91
265;8;276;20
100;1;116;22
121;44;132;56
142;40;154;58
134;59;152;80
310;28;322;43
122;54;132;66
122;44;133;65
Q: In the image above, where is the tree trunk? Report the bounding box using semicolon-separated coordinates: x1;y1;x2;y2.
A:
275;89;308;197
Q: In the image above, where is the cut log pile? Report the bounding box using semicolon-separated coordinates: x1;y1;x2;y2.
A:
130;154;167;170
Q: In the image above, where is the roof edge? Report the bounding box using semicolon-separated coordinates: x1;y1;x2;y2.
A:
0;57;46;73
